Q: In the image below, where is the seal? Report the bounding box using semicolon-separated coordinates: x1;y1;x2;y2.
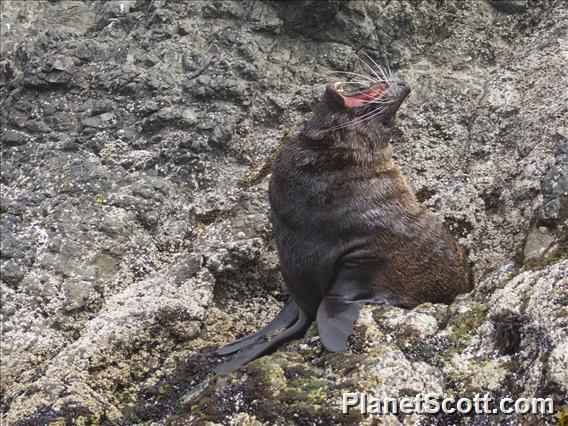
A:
216;71;472;373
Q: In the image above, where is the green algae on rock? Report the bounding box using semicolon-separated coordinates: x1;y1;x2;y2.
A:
1;0;567;424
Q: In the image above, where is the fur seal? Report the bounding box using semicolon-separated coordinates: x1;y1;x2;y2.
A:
216;72;472;373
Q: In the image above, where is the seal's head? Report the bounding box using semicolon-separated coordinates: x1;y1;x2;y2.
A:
302;79;411;148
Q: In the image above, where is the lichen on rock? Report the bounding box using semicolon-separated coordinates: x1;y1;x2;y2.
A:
1;0;567;425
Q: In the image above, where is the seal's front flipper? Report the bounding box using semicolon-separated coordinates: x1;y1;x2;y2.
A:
216;300;300;356
214;309;312;373
316;261;382;352
317;297;363;352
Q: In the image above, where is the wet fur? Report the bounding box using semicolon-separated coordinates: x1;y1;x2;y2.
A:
215;78;472;373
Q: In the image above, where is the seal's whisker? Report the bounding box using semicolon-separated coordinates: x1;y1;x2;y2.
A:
330;71;379;84
338;88;380;98
355;53;383;83
335;89;391;105
353;97;398;105
335;110;387;130
361;52;389;82
351;99;400;116
336;80;376;87
328;106;390;130
327;111;381;131
345;97;399;106
217;58;468;374
386;62;395;81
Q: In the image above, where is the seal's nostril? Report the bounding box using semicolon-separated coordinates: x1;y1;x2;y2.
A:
397;80;411;94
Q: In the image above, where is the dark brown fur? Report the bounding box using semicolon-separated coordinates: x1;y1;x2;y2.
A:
215;79;472;372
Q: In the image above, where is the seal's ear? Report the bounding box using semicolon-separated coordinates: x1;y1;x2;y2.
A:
322;85;346;111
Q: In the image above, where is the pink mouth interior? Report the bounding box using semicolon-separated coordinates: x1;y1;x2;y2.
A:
341;85;387;108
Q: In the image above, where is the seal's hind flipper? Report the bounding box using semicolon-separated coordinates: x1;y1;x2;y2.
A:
316;261;382;352
216;300;300;356
214;309;312;373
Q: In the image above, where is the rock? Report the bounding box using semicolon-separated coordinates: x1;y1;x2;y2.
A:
80;112;116;130
0;258;26;286
488;0;528;14
270;0;344;35
539;140;568;225
2;129;28;146
1;0;567;424
80;98;115;115
523;225;556;261
63;278;97;311
23;55;76;88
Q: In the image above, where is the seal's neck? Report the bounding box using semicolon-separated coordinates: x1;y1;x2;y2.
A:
336;139;395;172
298;142;396;176
371;143;395;172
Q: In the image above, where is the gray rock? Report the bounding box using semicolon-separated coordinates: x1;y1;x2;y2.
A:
1;0;566;424
63;278;97;312
523;225;556;261
539;140;568;225
80;112;116;130
0;258;26;286
2;129;28;146
488;0;528;14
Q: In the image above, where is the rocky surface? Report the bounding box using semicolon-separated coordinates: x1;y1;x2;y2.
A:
0;0;566;425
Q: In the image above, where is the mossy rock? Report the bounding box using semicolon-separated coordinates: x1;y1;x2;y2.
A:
175;349;365;425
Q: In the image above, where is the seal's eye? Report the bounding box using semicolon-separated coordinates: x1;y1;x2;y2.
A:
382;115;394;127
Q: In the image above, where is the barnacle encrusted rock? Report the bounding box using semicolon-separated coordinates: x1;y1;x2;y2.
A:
1;0;566;424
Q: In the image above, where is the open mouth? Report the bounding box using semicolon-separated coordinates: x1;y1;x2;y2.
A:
334;81;388;108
